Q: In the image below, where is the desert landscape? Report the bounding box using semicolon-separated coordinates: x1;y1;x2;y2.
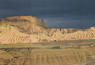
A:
0;16;95;43
0;47;95;65
0;16;95;65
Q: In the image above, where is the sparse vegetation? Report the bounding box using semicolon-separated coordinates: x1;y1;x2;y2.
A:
0;44;61;49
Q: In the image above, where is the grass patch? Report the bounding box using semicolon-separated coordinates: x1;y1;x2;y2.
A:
80;43;95;46
0;44;61;49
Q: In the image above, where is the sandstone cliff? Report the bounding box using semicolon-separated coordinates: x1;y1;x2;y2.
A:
0;16;95;44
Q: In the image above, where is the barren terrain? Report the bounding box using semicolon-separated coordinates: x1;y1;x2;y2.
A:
0;16;95;65
0;47;95;65
0;16;95;44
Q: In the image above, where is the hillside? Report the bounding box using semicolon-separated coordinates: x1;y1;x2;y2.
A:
0;16;95;44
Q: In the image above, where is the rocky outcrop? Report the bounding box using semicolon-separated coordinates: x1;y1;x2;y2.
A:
0;16;95;44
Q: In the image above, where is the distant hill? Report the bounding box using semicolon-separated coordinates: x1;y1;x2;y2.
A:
0;16;95;44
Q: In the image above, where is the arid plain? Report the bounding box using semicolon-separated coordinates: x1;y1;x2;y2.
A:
0;16;95;65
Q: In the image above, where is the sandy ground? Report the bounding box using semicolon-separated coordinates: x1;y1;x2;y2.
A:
0;47;95;65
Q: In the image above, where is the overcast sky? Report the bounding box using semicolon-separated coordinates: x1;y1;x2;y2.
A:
0;0;95;28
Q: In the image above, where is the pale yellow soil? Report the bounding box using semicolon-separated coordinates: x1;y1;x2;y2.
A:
0;47;95;65
0;16;95;44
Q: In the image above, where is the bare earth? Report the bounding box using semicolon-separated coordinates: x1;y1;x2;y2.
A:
0;16;95;44
0;47;95;65
0;16;95;65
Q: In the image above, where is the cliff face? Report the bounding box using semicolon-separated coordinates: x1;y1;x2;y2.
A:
0;16;95;44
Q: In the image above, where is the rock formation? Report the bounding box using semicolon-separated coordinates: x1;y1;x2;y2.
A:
0;16;95;44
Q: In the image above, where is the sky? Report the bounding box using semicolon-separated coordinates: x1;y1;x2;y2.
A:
0;0;95;28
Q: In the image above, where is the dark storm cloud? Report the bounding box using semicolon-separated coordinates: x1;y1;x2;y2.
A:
0;0;65;17
0;0;31;9
0;0;95;28
30;0;64;16
0;0;95;17
81;0;95;14
30;0;95;17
